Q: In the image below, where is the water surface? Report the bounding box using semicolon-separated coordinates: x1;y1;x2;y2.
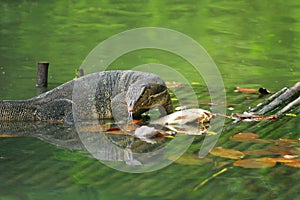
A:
0;1;299;199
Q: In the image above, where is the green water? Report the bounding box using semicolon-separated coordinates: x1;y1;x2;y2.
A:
1;1;300;199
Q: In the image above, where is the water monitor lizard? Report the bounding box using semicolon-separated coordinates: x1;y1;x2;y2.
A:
0;70;173;123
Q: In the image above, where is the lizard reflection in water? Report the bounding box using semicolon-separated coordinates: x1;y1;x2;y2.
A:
1;70;300;165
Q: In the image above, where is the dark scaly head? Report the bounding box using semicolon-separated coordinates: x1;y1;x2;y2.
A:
126;83;170;117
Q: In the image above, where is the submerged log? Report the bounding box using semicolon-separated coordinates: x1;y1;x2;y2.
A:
250;82;300;115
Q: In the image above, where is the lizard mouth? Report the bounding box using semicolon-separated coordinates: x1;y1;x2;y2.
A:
128;94;167;116
127;84;169;115
128;100;135;112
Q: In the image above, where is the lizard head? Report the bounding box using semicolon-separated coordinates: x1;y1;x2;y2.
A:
126;83;170;117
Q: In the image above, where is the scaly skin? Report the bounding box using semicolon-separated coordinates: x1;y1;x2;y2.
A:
0;70;173;123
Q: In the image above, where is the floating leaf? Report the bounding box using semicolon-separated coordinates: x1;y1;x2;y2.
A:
243;149;281;156
234;87;258;94
278;138;299;143
273;157;300;163
247;157;300;168
283;160;300;168
237;158;300;169
285;113;297;117
210;147;245;159
165;81;183;88
172;154;213;166
244;143;296;157
240;138;270;144
230;132;271;144
234;87;270;96
231;112;278;122
232;132;260;139
234;158;276;169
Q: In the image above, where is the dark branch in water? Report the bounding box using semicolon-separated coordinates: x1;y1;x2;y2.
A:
250;82;300;115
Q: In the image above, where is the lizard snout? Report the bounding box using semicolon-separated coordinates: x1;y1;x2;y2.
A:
128;100;135;112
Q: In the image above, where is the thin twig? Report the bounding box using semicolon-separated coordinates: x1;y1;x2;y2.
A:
193;167;228;191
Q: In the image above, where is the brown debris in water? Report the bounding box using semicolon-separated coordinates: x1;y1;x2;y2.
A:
210;147;245;160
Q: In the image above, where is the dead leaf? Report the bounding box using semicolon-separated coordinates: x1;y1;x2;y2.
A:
243;149;281;156
234;87;270;96
231;132;260;139
210;147;245;160
165;81;183;88
235;87;258;94
233;158;276;169
173;154;213;166
232;112;278;122
272;157;300;163
230;135;271;144
230;132;273;143
233;158;300;168
278;138;300;143
283;160;300;168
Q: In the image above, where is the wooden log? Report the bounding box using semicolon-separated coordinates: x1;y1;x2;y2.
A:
36;61;49;87
77;68;84;78
36;86;47;95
